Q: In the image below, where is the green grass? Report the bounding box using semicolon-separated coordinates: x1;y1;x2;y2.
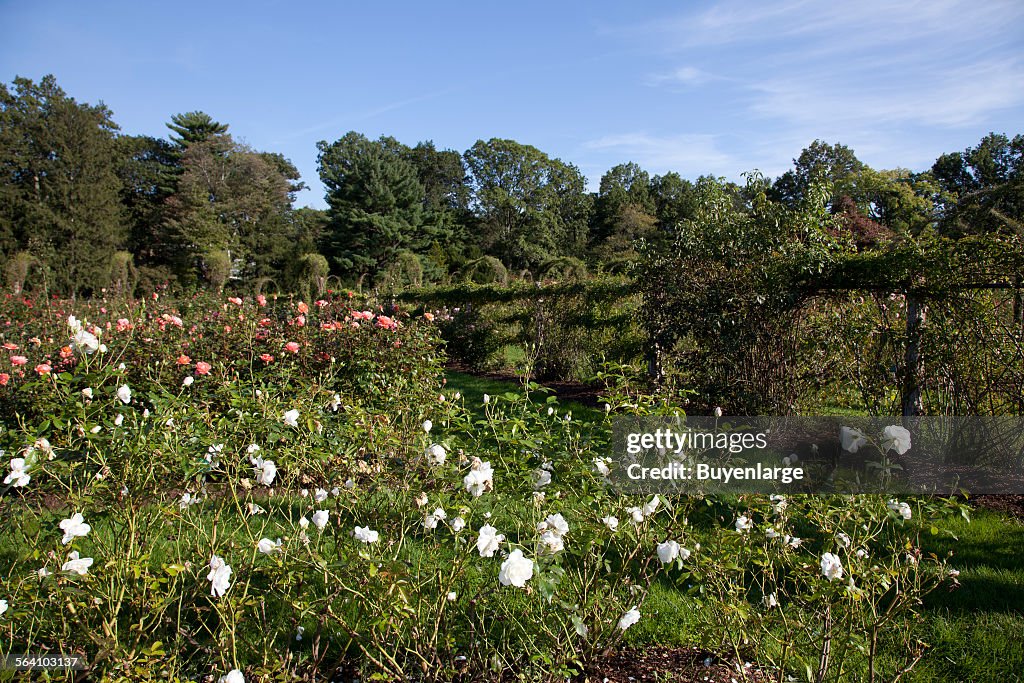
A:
903;510;1024;682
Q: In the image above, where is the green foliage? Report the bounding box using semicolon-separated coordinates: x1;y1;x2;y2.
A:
317;132;431;284
401;277;643;380
165;137;299;285
380;250;424;291
108;250;137;296
459;255;508;285
3;251;37;294
166;110;228;148
203;249;232;291
464;138;591;273
0;75;126;296
638;173;843;413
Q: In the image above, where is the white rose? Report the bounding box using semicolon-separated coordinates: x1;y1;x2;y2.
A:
498;549;534;588
881;425;912;455
839;426;867;453
311;510;329;530
657;540;680;564
476;524;504;557
425;443;447;466
617;606;641;631
821;552;844;581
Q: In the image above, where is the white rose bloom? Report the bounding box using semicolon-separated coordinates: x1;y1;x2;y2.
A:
62;551;93;576
679;546;692;561
82;387;93;399
821;552;844;581
254;458;277;486
451;516;466;532
4;458;30;488
539;530;564;554
59;512;91;544
71;328;99;354
207;555;232;597
657;540;680;564
764;592;779;608
116;385;132;405
283;409;300;427
422;419;432;433
603;515;619;531
543;513;569;537
837;532;851;548
447;591;457;601
533;468;552;489
771;494;787;514
593;457;611;477
888;499;912;520
114;413;124;427
626;506;644;524
424;507;446;530
219;669;245;683
0;598;7;616
765;527;779;539
353;526;379;543
182;376;194;387
642;495;660;516
476;524;504;557
315;488;328;502
498;548;534;588
617;607;641;631
312;510;329;531
735;515;753;532
425;443;447;466
839;426;867;453
298;516;309;529
257;538;282;554
881;425;912;455
463;459;494;497
482;393;490;404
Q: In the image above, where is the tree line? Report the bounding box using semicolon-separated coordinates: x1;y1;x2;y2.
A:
1;74;1021;297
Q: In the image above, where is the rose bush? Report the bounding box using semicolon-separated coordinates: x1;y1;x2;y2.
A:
0;294;964;682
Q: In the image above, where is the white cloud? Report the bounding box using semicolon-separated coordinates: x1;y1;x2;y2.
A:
644;66;715;87
582;132;747;178
749;58;1024;129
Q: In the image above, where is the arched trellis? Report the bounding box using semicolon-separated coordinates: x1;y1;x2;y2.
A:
642;233;1024;416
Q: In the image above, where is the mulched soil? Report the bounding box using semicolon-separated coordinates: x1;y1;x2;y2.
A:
578;647;769;683
973;494;1024;522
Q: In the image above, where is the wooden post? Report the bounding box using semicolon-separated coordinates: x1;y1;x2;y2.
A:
901;292;926;416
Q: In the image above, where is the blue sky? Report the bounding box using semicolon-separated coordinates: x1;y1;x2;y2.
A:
2;0;1022;208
